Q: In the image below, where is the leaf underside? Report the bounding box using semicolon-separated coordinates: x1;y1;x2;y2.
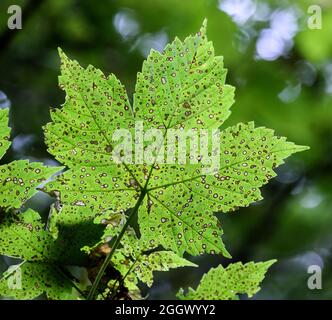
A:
43;22;307;260
0;21;309;300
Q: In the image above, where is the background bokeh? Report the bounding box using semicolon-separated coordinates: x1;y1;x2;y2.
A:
0;0;332;299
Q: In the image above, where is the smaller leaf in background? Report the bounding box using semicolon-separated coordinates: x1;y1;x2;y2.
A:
0;209;54;261
177;260;276;300
0;108;61;211
0;161;61;210
0;208;97;299
0;210;77;299
0;262;77;300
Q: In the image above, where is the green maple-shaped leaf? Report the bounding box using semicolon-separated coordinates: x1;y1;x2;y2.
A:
0;207;103;299
43;20;308;261
177;260;276;300
0;209;74;299
0;108;59;210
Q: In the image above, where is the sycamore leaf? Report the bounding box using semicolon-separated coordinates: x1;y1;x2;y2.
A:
0;207;102;299
42;21;308;261
177;260;276;300
0;209;75;299
0;108;60;210
0;20;310;301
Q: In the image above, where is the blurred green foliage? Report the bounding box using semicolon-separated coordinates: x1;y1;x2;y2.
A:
0;0;331;299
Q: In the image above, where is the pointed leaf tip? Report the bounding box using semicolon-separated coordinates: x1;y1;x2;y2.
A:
57;47;64;57
199;18;208;35
57;48;70;65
